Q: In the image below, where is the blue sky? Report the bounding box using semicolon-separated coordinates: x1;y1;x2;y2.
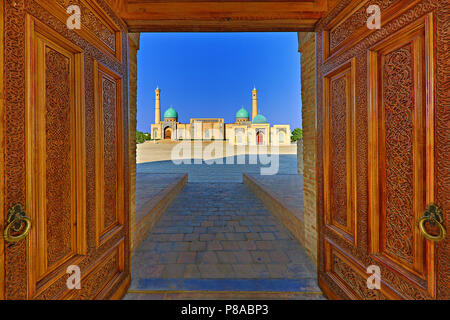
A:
136;32;302;132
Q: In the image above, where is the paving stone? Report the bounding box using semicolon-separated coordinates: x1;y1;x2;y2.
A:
189;241;206;251
234;251;254;264
207;240;223;251
168;234;184;241
133;264;165;279
197;251;219;264
251;251;271;264
232;264;255;278
131;182;318;292
257;240;275;250
199;234;214;241
267;264;289;278
217;251;237;263
269;251;291;264
177;252;197;264
214;233;227;240
221;241;240;251
225;233;246;241
260;232;276;240
183;233;199;241
184;264;201;279
245;233;261;240
162;264;185;278
238;240;257;251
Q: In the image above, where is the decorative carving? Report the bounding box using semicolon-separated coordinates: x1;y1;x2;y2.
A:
55;0;116;51
434;0;450;300
330;0;400;51
45;47;73;267
4;0;28;299
4;0;129;299
69;246;121;299
102;77;117;229
332;254;387;300
330;76;348;227
382;43;415;264
317;0;447;300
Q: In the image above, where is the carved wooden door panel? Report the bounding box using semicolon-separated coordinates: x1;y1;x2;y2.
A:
316;0;448;300
0;0;130;299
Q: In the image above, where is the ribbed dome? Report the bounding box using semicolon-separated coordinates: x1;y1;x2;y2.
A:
236;107;249;119
252;114;267;124
164;107;178;119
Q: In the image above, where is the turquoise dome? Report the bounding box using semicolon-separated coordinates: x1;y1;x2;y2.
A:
252;114;267;124
164;107;178;119
236;107;249;119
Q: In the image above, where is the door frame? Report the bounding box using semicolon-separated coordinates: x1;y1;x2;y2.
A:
315;0;448;300
0;0;5;300
0;0;131;299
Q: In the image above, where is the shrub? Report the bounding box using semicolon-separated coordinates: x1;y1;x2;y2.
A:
291;128;303;142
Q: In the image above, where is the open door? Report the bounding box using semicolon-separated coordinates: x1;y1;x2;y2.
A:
0;0;130;299
316;1;448;299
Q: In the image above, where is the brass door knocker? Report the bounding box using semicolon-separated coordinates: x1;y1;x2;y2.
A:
4;204;32;244
418;204;446;242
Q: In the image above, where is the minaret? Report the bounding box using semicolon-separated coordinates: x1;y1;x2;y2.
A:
155;86;161;124
252;86;258;120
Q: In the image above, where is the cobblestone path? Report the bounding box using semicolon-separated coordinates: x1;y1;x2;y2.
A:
127;182;323;298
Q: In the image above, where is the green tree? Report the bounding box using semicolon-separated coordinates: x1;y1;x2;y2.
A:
291;128;303;142
136;130;151;144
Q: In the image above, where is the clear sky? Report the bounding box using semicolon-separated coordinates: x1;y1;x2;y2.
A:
136;32;302;133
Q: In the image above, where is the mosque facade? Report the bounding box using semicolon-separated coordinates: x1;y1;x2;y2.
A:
150;87;291;146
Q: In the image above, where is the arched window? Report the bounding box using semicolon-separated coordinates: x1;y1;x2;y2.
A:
279;132;285;143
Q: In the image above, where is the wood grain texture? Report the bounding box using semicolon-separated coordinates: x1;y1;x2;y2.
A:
106;0;331;32
94;60;125;247
0;0;5;300
316;0;449;300
367;17;434;295
3;0;130;299
323;58;357;246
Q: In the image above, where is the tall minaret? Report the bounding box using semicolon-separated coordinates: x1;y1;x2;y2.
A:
155;86;161;124
252;86;258;120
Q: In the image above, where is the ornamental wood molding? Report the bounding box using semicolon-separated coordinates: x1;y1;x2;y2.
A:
104;0;339;32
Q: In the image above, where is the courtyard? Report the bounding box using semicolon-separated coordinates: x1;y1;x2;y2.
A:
125;141;322;299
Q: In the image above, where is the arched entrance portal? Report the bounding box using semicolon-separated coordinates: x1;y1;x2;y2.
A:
256;131;264;145
164;127;172;140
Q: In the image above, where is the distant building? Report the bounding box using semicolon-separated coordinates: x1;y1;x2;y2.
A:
150;87;291;145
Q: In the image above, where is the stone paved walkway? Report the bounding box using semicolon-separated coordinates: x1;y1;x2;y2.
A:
127;183;322;297
246;174;304;222
137;155;298;182
135;173;186;222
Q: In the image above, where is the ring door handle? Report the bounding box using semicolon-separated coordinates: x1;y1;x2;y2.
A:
4;204;32;244
418;204;446;242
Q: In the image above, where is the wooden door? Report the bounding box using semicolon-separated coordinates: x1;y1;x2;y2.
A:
316;0;448;299
0;0;130;299
257;131;264;145
164;127;172;140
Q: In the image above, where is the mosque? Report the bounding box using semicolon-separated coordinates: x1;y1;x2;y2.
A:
150;87;291;145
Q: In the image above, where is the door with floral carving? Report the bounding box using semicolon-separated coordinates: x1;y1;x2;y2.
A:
316;0;448;299
0;0;130;299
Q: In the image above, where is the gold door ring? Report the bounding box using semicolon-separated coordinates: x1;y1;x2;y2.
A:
418;204;446;242
3;204;32;243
